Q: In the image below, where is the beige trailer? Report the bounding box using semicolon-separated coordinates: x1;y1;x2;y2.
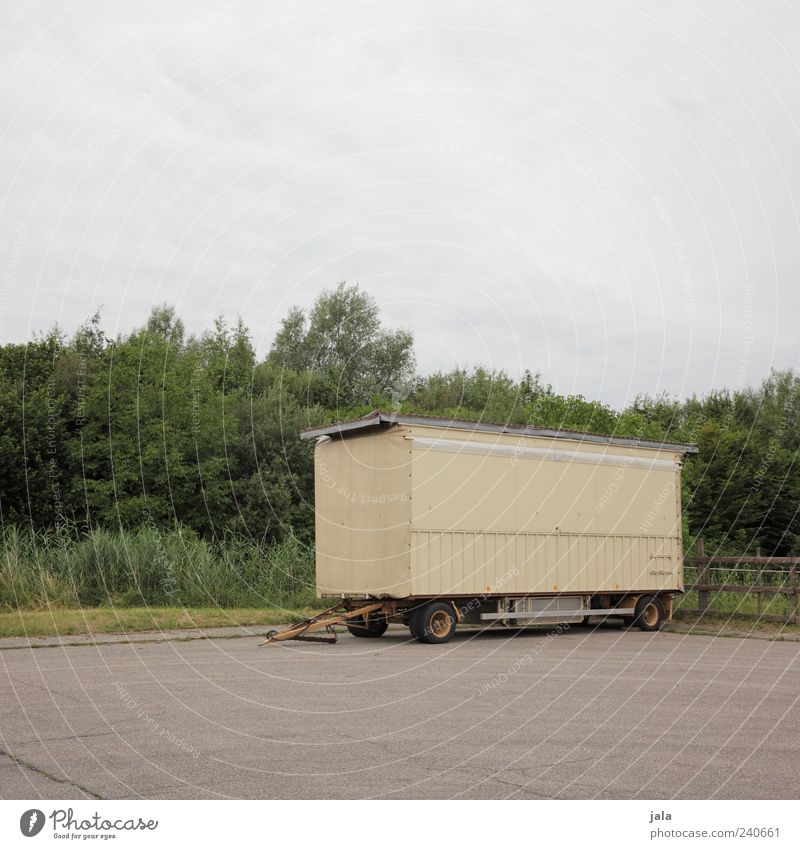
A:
266;411;697;645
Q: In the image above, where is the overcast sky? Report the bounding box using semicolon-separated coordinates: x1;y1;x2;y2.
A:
1;0;798;408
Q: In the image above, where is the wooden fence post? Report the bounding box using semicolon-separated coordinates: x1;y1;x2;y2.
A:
697;538;709;614
791;562;798;626
755;546;763;617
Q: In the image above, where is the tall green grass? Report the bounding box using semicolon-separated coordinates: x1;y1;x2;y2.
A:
0;525;315;610
680;564;797;619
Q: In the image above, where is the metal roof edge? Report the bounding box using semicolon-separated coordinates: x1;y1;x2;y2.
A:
300;410;699;454
299;412;383;440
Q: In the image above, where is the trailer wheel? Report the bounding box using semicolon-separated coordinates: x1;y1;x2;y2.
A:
346;612;388;638
634;595;664;631
406;602;431;639
414;602;457;644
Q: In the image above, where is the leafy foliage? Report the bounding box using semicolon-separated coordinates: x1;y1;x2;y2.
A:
0;285;798;615
268;282;414;408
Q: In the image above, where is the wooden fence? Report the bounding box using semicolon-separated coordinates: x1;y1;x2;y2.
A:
682;539;800;625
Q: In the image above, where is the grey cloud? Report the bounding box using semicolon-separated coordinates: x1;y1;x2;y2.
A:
1;0;798;408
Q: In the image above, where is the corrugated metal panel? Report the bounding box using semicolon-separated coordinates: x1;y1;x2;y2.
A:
411;531;681;595
409;530;680;596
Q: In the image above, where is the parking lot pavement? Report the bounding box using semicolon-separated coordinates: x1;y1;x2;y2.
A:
1;626;799;799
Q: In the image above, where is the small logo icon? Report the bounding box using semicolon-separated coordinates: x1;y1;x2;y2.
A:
20;809;45;837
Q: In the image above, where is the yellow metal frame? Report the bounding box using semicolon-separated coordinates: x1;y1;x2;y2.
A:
259;602;384;645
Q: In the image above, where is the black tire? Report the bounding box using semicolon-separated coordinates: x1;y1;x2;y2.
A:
345;611;388;638
634;595;665;632
407;606;423;640
406;601;436;639
414;601;457;644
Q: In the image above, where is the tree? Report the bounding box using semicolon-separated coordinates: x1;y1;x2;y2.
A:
0;330;68;528
197;315;256;394
145;304;185;347
268;282;414;408
72;307;235;534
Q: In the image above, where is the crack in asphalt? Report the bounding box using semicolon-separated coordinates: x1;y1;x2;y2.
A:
7;725;144;748
7;674;86;704
0;747;102;799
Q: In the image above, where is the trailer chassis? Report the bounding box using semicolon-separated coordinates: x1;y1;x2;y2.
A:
259;592;675;646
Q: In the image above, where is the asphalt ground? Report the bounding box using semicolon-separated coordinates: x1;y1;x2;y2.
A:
1;624;799;799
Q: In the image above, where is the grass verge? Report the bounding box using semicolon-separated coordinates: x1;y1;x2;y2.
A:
667;610;800;639
0;605;328;639
5;605;798;642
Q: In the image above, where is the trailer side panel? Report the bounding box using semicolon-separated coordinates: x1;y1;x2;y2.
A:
407;425;683;596
314;426;412;596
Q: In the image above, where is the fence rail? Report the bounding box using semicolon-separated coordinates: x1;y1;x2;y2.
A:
681;539;800;625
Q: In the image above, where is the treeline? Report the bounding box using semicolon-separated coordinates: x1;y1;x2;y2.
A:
1;282;798;572
0;285;420;548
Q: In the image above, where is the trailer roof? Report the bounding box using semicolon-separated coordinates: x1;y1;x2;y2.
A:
300;410;699;454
